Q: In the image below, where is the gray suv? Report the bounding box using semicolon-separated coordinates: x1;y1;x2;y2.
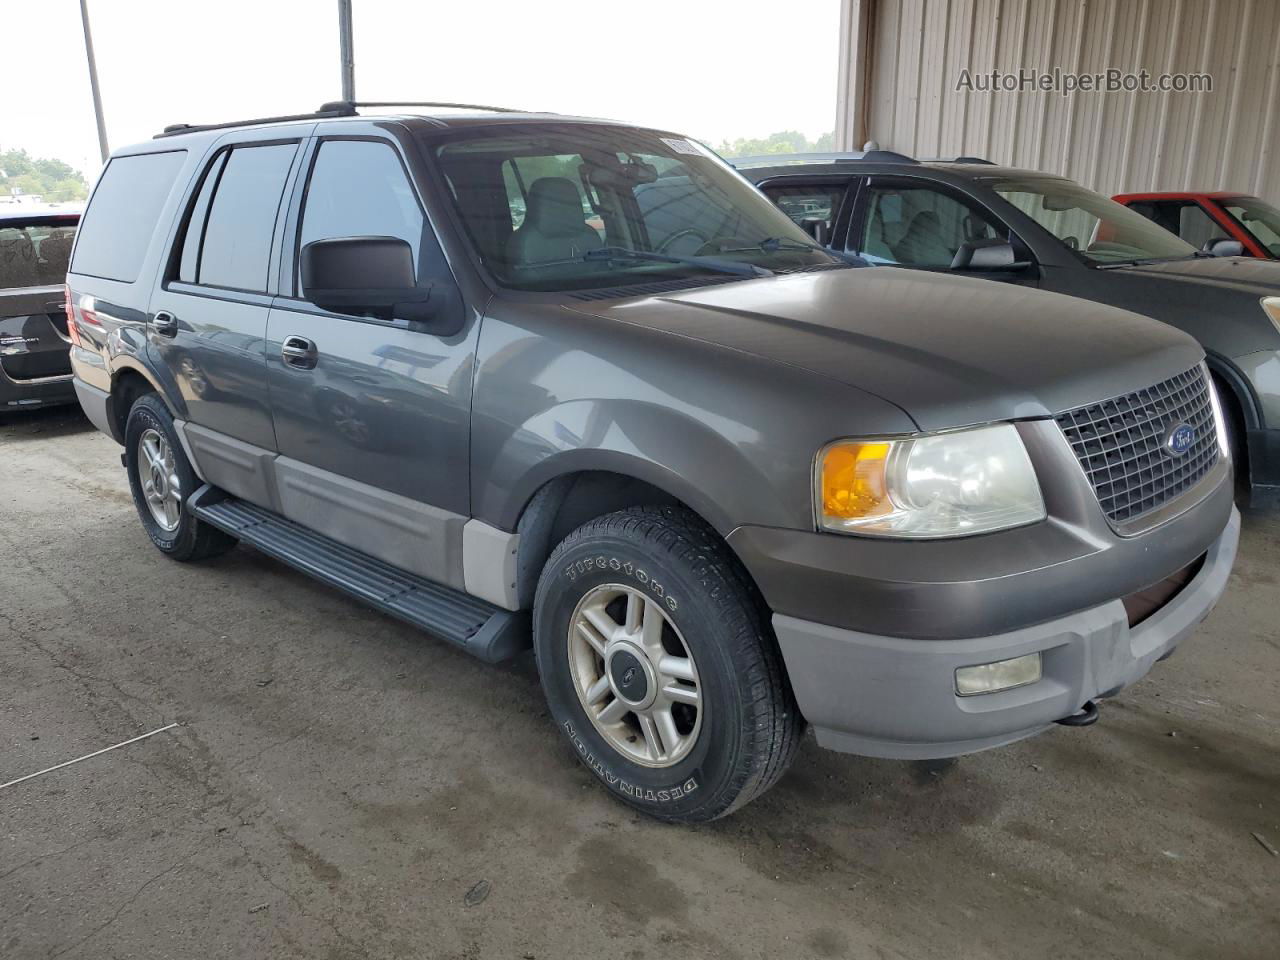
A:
68;104;1238;822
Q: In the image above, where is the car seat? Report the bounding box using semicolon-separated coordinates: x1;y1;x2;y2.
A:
507;178;603;266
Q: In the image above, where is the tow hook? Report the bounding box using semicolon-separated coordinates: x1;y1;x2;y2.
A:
1055;700;1100;727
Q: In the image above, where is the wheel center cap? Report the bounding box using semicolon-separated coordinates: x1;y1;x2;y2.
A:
606;644;655;708
152;469;167;497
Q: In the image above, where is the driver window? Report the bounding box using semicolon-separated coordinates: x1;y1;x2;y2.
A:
857;184;1002;267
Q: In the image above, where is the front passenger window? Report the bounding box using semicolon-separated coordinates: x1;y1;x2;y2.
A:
300;140;425;270
858;185;1002;267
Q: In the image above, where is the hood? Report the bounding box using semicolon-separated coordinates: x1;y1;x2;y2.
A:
1113;255;1280;297
570;269;1204;432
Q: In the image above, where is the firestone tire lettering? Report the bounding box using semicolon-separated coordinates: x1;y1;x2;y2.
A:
563;721;698;802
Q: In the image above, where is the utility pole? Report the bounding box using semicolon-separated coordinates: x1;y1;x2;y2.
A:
338;0;355;102
79;0;110;162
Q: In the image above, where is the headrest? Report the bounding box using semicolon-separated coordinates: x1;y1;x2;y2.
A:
524;177;589;238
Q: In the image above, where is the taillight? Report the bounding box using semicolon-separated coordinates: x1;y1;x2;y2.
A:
64;288;102;347
64;283;82;347
78;295;101;328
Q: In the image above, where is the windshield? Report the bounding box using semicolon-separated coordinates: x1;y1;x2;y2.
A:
991;177;1198;264
427;123;840;292
1222;196;1280;257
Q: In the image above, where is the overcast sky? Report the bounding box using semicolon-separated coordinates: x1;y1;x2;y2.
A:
5;0;840;178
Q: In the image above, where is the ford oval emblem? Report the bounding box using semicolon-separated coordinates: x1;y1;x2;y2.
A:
1165;421;1195;457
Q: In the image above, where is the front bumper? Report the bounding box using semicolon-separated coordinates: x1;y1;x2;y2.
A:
773;508;1239;759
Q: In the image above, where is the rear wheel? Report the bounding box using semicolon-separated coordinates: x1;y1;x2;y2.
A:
124;393;236;561
533;505;803;822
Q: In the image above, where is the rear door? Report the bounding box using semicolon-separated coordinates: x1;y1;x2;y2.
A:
0;215;78;398
148;130;304;504
263;130;476;584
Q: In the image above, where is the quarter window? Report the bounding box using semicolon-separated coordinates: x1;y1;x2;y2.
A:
71;150;186;283
188;142;297;292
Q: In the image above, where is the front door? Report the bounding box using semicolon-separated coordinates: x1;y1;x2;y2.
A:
264;133;477;585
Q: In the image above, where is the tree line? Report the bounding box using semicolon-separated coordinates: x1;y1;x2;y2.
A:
0;149;89;203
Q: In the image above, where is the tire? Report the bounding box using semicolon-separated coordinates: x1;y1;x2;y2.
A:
533;505;803;823
124;393;236;562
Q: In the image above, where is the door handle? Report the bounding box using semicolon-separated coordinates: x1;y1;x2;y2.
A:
151;311;178;337
281;335;318;370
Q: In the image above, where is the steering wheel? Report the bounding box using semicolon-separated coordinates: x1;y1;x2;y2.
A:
656;229;710;256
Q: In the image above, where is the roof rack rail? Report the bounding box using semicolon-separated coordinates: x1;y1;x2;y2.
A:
730;150;918;167
155;102;358;139
924;155;996;165
348;100;527;113
154;99;531;140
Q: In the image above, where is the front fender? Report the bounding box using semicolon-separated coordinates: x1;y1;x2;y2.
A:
470;303;918;535
482;399;783;535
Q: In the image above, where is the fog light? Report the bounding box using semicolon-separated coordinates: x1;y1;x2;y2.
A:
955;653;1042;696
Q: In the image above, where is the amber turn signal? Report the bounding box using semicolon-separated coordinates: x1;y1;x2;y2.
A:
819;441;893;521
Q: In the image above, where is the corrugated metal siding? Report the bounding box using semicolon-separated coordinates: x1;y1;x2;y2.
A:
864;0;1280;199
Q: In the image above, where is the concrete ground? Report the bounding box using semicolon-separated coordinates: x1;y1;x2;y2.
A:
2;405;1277;960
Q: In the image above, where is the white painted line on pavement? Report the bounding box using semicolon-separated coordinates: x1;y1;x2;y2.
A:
0;723;180;791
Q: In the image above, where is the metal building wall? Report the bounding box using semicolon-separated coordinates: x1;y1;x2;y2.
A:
857;0;1280;199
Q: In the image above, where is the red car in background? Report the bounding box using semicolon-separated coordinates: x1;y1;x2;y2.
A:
1114;190;1280;260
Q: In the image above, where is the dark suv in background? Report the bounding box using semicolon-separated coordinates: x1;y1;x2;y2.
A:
0;207;79;413
738;154;1280;505
66;105;1237;821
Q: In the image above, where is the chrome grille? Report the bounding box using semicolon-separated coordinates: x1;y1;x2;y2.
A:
1056;366;1219;525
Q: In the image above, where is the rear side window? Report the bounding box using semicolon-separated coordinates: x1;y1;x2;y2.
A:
71;150;186;282
192;143;297;292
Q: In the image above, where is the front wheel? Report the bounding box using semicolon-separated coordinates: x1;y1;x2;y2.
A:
533;505;803;822
124;393;236;562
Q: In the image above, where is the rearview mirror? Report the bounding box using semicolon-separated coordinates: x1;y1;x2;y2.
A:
951;238;1032;272
799;218;831;246
300;236;434;322
1205;238;1245;258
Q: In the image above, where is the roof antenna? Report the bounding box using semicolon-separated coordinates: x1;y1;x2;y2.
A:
862;139;881;151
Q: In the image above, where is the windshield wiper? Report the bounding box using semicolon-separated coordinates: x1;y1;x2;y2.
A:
755;236;826;253
1096;254;1203;269
583;246;772;278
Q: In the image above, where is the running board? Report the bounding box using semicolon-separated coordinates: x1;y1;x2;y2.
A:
187;485;529;663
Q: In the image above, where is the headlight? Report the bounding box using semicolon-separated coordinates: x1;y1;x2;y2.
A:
1202;361;1231;460
816;423;1046;538
1263;297;1280;336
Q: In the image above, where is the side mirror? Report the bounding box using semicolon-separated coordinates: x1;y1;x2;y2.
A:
300;236;433;321
1205;238;1245;258
799;218;831;246
951;238;1032;272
